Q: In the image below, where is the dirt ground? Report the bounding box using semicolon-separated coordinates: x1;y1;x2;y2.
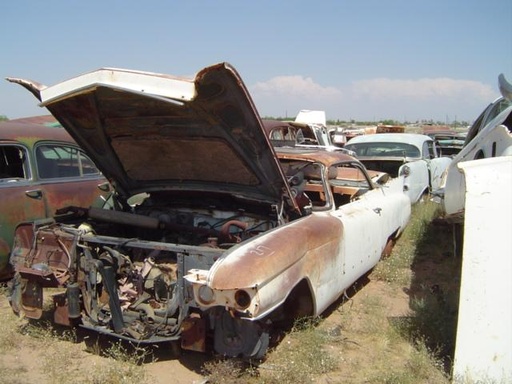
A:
0;215;457;384
0;292;206;384
0;276;414;384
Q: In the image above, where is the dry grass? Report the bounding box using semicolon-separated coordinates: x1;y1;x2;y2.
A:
0;294;151;384
203;201;457;383
0;201;460;383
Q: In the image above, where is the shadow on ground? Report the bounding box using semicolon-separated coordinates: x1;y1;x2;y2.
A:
390;216;461;373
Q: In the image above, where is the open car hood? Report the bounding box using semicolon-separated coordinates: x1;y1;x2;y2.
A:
8;63;293;205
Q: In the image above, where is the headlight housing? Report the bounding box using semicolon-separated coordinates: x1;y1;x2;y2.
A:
400;165;411;177
234;290;251;309
198;285;215;304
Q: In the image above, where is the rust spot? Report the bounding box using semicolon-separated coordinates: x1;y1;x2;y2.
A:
181;316;206;352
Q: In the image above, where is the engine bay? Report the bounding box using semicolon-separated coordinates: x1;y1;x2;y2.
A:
10;190;281;345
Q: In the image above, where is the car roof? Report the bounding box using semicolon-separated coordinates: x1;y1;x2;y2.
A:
0;116;76;145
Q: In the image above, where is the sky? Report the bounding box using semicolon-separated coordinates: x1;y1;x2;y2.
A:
1;1;511;124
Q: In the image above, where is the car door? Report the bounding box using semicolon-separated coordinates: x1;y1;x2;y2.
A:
329;163;392;283
0;143;47;274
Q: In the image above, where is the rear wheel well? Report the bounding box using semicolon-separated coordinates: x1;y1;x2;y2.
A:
382;228;401;258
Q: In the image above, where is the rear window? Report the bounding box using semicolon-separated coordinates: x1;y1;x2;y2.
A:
345;142;420;158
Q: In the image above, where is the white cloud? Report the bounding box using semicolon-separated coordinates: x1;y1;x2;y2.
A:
351;78;496;101
250;76;342;118
253;75;341;99
250;75;499;122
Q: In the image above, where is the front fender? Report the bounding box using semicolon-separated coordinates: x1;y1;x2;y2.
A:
186;214;343;318
208;214;342;290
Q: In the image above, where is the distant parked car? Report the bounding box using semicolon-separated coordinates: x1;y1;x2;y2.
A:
0;116;110;278
423;130;467;157
345;133;452;203
263;119;355;156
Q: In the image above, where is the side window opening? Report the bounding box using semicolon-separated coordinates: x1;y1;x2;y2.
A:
329;163;371;209
36;144;100;179
36;146;60;179
302;162;329;209
280;160;330;211
0;145;28;180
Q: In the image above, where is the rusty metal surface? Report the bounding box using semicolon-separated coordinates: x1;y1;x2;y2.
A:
0;118;70;143
180;316;207;352
274;146;356;167
8;115;59;126
376;124;405;133
207;214;343;290
20;279;43;319
0;119;109;277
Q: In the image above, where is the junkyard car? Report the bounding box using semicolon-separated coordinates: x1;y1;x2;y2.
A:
344;133;452;203
441;73;512;223
263;119;327;146
0;116;110;279
438;74;512;256
7;63;410;358
262;109;356;154
423;130;467;157
263;118;355;156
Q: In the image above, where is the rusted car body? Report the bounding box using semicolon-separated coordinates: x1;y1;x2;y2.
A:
7;63;410;358
345;133;452;204
0;117;109;279
262;117;355;155
263;119;323;147
376;124;405;134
